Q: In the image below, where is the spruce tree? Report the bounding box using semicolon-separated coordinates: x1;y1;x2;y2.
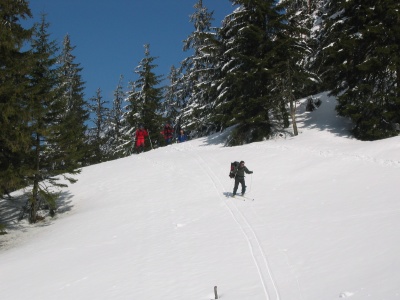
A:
107;75;126;159
217;0;291;144
119;80;138;155
57;34;89;165
322;0;400;140
282;0;322;93
0;0;33;197
163;66;184;136
179;0;221;136
25;14;66;222
302;0;331;93
277;0;319;135
130;44;164;150
87;88;109;163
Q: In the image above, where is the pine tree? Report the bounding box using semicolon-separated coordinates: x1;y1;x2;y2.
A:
87;88;109;163
129;44;164;150
119;80;139;155
0;0;33;197
163;65;186;136
57;34;90;165
321;0;400;140
276;1;319;136
300;0;329;93
25;14;68;222
179;0;221;136
217;0;292;144
107;75;126;159
281;0;322;92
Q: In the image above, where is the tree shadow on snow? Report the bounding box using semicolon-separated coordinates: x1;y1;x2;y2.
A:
199;126;236;147
0;190;74;232
296;94;354;138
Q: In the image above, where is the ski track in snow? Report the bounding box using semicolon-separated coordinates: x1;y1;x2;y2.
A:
186;145;281;300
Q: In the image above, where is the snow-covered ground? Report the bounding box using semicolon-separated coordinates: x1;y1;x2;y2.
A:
1;92;399;300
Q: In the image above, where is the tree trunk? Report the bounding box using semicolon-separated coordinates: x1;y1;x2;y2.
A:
30;133;41;223
289;96;298;136
397;57;400;100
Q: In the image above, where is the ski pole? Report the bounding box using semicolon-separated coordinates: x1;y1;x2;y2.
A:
248;173;253;193
132;132;136;155
148;130;154;150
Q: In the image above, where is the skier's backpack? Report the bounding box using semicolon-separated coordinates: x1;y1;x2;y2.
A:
229;161;239;178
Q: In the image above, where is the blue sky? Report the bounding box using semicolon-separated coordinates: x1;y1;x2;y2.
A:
27;0;235;103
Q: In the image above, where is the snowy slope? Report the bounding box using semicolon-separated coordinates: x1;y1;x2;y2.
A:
1;92;400;300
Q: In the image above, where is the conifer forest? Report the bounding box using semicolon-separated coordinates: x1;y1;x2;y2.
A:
1;0;400;223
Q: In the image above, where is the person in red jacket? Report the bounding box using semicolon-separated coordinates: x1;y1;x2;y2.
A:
161;121;173;145
135;124;148;153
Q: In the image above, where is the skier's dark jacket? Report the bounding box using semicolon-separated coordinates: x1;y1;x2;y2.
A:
163;125;173;139
233;165;253;177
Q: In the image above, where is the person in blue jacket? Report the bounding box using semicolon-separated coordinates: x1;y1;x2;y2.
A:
177;129;187;143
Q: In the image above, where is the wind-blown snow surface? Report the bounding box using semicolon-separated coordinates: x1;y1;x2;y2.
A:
1;92;400;300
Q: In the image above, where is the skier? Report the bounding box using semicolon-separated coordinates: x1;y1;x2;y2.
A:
232;161;253;196
161;121;173;145
135;124;148;153
177;129;187;143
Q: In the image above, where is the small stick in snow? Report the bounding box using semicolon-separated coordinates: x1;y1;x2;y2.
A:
214;286;218;299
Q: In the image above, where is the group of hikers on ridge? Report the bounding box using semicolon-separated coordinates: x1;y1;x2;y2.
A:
134;121;188;153
135;123;253;197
